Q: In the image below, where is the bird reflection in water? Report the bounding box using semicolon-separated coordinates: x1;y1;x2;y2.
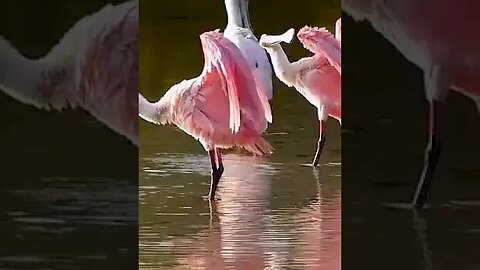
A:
412;211;432;270
169;155;340;269
172;154;272;269
292;168;341;270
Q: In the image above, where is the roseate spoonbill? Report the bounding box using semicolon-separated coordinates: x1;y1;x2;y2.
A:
223;0;273;99
0;1;138;145
259;21;341;166
343;0;480;209
139;30;272;200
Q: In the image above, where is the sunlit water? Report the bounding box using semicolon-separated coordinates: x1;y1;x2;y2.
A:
140;152;340;269
139;1;341;268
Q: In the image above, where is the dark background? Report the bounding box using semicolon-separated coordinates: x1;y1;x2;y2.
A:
342;12;480;270
0;1;138;269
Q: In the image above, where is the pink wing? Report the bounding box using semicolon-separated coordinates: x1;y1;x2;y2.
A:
78;2;138;144
298;58;341;122
298;26;341;75
173;30;273;154
198;30;272;133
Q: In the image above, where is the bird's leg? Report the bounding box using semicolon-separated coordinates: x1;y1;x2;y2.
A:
312;120;327;166
208;150;220;200
215;148;225;178
412;100;445;209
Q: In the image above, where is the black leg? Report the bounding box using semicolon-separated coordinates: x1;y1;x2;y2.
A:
412;100;445;209
312;120;327;166
208;148;224;200
215;148;224;179
208;150;219;200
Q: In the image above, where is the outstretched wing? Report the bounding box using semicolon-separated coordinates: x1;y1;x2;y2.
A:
198;30;272;134
300;27;341;75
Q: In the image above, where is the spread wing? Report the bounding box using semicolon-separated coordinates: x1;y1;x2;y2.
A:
301;27;341;75
197;30;272;134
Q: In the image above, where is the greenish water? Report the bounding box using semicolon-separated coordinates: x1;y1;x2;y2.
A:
139;0;341;269
0;1;137;269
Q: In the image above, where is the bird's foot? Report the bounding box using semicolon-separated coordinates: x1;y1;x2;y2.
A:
412;201;431;211
382;202;431;211
207;194;221;201
300;163;320;168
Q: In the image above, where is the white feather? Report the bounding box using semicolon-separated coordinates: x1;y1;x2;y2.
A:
223;0;273;100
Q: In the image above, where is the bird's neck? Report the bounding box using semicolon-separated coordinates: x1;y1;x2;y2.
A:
0;36;79;110
0;38;43;104
264;45;295;86
139;94;171;125
224;0;252;30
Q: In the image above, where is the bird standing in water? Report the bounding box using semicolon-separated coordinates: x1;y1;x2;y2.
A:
139;30;272;200
0;1;138;145
343;0;480;209
260;19;341;166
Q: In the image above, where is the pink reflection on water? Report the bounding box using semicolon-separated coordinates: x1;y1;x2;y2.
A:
290;169;341;270
171;156;340;269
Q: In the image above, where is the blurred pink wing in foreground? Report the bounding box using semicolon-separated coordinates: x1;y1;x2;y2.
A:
199;30;272;133
298;26;341;75
80;3;138;144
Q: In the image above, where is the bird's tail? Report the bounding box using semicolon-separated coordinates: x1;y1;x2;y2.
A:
243;136;274;156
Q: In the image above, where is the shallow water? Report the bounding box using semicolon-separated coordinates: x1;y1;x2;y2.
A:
0;1;138;268
0;177;137;269
140;154;340;269
139;0;341;268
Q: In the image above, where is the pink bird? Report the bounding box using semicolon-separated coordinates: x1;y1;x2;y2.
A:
139;30;273;200
343;0;480;209
0;1;138;145
259;19;341;166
